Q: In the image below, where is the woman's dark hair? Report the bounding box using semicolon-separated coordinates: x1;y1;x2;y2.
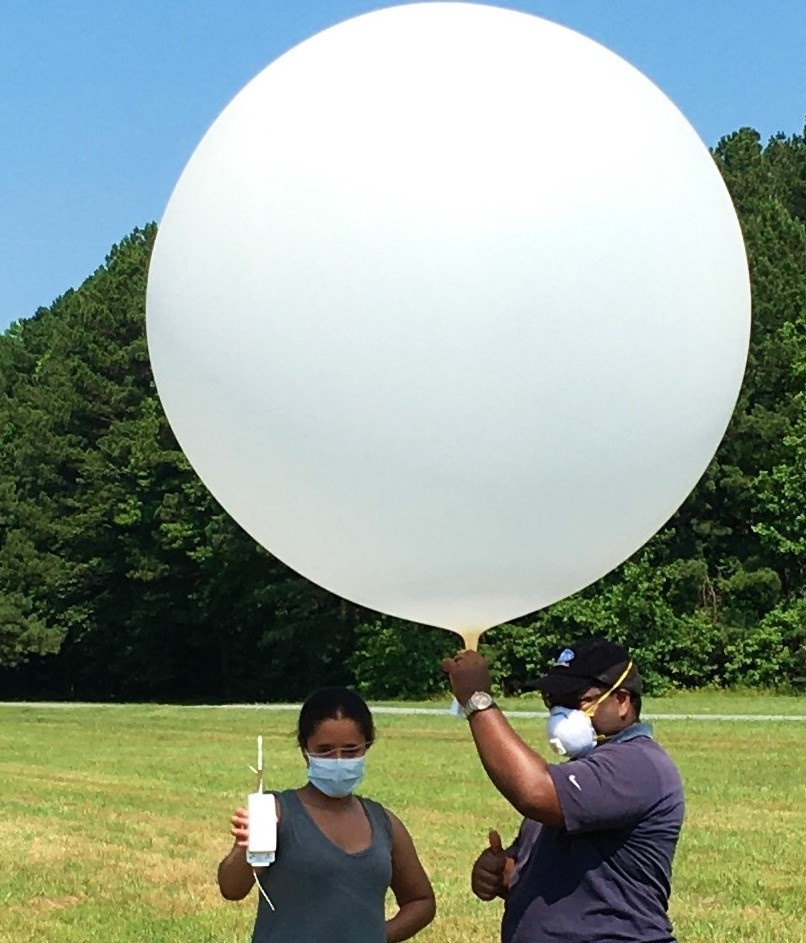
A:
297;687;375;750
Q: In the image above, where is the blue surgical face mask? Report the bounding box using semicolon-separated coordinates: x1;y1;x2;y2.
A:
306;755;366;797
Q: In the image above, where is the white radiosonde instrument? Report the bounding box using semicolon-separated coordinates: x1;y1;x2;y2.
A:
246;735;277;868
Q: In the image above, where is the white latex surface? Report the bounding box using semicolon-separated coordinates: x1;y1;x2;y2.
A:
147;3;750;634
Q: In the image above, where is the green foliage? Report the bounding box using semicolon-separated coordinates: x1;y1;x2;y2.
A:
481;539;720;696
721;596;806;689
0;227;355;699
1;122;805;699
349;619;457;699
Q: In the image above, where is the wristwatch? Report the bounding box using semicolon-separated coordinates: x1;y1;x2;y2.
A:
463;691;496;718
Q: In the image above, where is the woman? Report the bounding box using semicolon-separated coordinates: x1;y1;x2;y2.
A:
217;687;436;942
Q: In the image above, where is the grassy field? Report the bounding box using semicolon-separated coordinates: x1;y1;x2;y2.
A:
0;694;804;942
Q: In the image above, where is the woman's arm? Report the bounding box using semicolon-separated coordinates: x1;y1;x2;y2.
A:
217;806;256;901
385;810;436;942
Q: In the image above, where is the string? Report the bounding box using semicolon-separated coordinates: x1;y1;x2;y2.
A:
253;869;276;912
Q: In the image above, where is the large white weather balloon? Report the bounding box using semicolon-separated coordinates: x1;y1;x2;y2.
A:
146;2;750;639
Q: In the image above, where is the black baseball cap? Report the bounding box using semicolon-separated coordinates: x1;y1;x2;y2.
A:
524;637;642;697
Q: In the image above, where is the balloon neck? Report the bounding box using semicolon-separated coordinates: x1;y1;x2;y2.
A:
457;628;485;651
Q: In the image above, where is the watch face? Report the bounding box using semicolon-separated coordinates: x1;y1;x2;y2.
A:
470;692;493;710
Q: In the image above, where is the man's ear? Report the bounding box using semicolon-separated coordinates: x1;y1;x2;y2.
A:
614;688;632;718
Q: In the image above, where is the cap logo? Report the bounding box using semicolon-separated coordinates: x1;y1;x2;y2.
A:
554;648;575;667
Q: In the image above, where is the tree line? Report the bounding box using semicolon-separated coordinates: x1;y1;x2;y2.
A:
1;125;804;701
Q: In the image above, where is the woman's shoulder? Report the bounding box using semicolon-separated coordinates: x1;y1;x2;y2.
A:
269;787;302;821
360;797;406;842
356;795;391;829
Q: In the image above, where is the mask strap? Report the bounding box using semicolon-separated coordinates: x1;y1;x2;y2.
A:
583;660;633;718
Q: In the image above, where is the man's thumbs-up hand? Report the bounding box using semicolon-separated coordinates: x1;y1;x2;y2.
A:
471;829;510;900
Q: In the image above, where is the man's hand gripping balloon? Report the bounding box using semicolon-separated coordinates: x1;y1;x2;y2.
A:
442;650;492;706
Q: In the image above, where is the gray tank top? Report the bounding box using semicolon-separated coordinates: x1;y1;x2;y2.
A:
250;789;393;943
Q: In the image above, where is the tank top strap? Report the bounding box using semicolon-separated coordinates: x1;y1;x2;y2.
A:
357;796;393;845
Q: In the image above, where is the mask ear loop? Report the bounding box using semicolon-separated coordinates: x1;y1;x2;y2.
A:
582;660;634;743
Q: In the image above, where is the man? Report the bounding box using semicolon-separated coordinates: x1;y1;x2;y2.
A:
442;637;685;943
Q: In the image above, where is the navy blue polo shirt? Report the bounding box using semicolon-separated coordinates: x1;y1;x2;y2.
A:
501;724;684;943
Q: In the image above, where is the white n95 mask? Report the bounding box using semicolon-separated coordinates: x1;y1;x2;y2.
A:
545;659;635;758
546;706;597;758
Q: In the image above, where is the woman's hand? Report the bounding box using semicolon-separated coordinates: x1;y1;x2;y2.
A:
230;807;249;848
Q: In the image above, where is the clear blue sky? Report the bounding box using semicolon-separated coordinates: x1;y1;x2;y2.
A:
2;0;804;332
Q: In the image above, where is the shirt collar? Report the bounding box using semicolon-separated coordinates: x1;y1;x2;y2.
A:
608;721;654;744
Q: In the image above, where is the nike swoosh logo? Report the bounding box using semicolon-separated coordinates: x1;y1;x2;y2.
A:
568;774;581;791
